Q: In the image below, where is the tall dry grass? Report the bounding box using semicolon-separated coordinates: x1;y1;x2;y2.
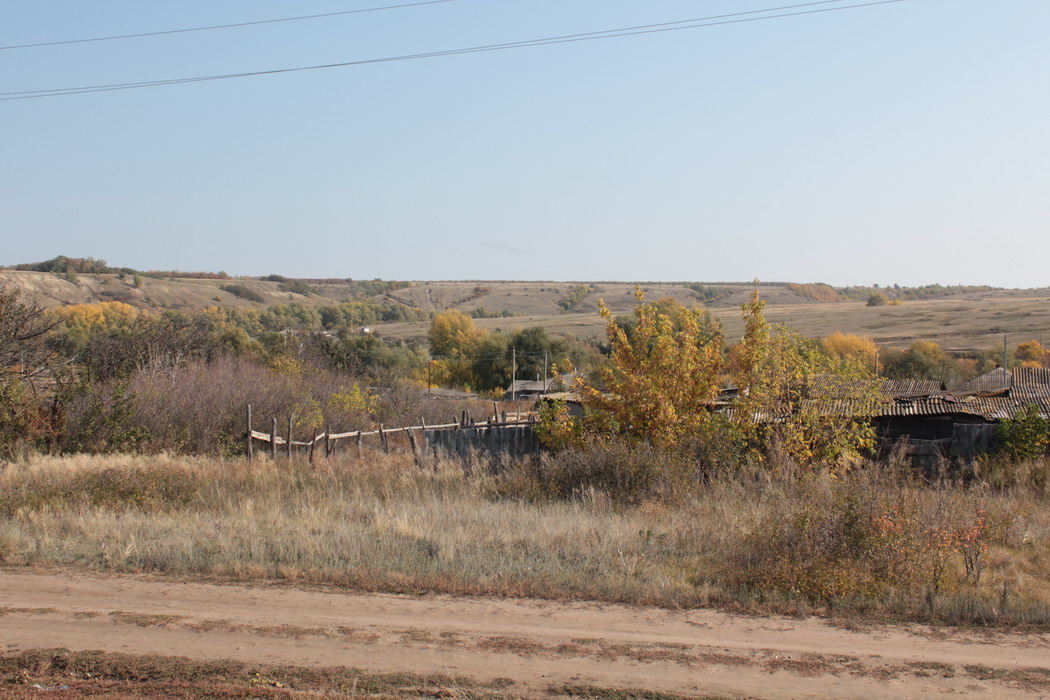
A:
1;448;1048;627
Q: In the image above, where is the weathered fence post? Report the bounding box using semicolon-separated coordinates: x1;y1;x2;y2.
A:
324;426;331;458
356;430;363;459
408;428;420;467
309;428;318;463
379;424;388;454
245;404;253;462
270;417;277;460
286;416;293;460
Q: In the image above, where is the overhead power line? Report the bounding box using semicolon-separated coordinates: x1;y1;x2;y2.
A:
0;0;456;51
1;0;910;101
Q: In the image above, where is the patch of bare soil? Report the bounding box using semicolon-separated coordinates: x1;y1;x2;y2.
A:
2;569;1049;699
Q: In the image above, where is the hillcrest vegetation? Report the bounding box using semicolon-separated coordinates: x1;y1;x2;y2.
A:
0;279;1048;629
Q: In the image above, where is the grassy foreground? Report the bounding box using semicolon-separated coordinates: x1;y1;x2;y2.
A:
1;450;1049;627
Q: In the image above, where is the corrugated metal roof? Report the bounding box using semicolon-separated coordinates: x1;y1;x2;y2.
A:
951;367;1011;393
1013;366;1050;387
882;379;947;396
874;394;1050;420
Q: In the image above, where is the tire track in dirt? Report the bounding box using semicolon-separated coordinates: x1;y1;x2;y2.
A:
2;569;1049;699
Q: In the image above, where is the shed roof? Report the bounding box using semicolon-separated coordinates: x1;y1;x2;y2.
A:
950;367;1011;393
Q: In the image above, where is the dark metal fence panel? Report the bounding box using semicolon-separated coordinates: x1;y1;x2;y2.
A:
424;424;540;460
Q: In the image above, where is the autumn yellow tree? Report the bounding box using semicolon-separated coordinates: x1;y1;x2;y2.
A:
731;289;879;466
1015;340;1048;368
577;288;724;447
427;310;484;357
822;332;878;371
427;310;486;389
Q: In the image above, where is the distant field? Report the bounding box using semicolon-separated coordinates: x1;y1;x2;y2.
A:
3;270;1048;351
379;288;1050;352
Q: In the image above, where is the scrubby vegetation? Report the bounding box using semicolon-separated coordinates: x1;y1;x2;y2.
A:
7;255;231;280
1;448;1047;628
787;282;843;303
558;284;595;311
685;283;731;305
219;284;265;303
842;283;999;303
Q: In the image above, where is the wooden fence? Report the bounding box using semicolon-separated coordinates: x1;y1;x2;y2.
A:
242;404;540;464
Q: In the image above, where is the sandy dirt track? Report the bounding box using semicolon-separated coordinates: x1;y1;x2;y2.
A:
2;569;1049;699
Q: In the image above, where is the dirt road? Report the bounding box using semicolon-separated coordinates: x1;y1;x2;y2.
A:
2;569;1048;699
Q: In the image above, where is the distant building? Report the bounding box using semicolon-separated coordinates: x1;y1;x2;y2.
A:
505;372;578;400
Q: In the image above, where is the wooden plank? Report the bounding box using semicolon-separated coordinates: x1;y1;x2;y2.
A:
245;404;253;463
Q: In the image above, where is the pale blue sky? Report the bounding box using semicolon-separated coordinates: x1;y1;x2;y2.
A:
3;1;1048;286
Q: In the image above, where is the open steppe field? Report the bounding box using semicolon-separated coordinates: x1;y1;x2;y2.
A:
380;289;1050;352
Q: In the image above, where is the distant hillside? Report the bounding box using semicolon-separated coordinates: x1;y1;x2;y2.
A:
2;258;1043;353
0;257;412;312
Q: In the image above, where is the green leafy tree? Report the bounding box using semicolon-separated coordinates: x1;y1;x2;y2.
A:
881;340;960;383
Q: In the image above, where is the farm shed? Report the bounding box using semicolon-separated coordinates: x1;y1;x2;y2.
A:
871;367;1050;466
538;391;585;418
506;372;578;400
724;369;1047;467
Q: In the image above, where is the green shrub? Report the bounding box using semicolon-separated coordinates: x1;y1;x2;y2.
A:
997;404;1049;460
867;292;889;307
219;284;265;303
278;280;316;296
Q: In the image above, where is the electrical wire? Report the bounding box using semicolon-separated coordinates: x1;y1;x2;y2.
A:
1;0;910;101
0;0;456;51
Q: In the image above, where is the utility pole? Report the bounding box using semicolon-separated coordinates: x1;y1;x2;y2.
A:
1003;334;1009;370
543;349;549;394
511;347;516;401
427;361;432;399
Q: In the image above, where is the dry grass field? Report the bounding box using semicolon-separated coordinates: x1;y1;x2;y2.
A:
3;447;1050;698
2;450;1048;627
380;288;1050;352
3;450;1050;697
